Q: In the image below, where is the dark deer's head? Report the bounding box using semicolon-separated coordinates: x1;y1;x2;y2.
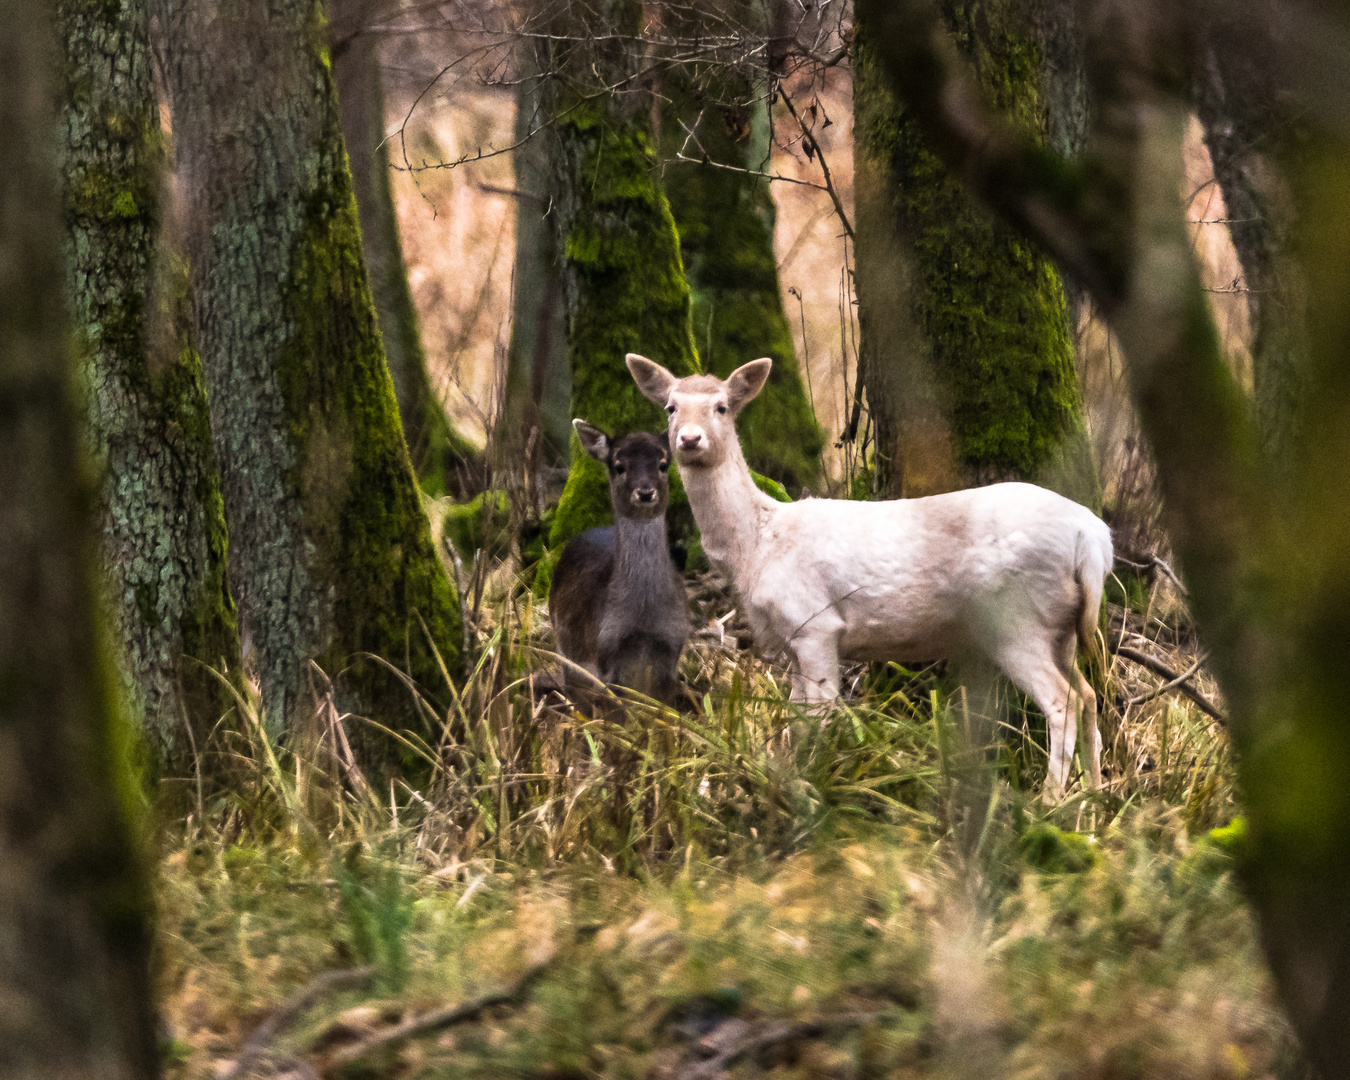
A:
573;420;672;523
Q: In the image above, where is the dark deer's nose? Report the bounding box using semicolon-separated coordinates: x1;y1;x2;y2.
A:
634;488;657;504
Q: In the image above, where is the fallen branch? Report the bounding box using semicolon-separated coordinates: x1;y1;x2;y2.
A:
678;1014;880;1080
223;966;375;1080
1111;645;1226;723
320;956;557;1075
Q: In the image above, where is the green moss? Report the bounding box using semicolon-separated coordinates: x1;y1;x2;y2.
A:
443;490;512;560
549;99;701;548
661;73;825;493
274;96;462;770
1020;822;1096;874
854;4;1096;503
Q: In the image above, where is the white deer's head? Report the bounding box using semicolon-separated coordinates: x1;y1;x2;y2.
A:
626;354;772;469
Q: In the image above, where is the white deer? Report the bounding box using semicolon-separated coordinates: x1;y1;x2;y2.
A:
627;353;1113;794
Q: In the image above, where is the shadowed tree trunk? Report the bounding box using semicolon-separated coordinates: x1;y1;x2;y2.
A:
500;67;571;475
58;0;239;781
857;0;1350;1071
330;0;477;497
659;43;824;494
155;0;462;763
0;2;158;1074
1195;30;1305;469
540;0;702;549
853;2;1095;503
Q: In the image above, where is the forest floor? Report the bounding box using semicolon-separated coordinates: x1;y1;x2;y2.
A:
154;560;1300;1080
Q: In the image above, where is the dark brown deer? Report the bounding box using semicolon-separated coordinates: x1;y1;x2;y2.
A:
548;421;689;705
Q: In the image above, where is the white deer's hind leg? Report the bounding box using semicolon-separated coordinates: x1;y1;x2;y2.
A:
1058;636;1102;788
999;643;1076;796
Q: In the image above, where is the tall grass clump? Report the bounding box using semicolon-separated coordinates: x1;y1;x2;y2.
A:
152;555;1300;1079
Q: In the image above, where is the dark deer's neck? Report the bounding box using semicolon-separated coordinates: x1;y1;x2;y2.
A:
613;514;671;588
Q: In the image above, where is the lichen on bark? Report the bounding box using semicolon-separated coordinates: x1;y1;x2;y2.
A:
157;0;461;768
854;2;1095;503
58;0;240;781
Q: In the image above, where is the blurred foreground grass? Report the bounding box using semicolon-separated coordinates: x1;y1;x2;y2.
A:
154;565;1301;1079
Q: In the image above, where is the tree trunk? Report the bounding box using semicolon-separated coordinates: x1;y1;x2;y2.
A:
540;1;702;549
329;0;477;497
58;0;239;781
659;55;824;494
155;0;462;761
1195;38;1305;470
855;0;1350;1071
853;2;1095;502
500;67;572;475
0;2;158;1074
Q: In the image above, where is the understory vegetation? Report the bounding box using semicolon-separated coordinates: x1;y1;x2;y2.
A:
153;551;1301;1080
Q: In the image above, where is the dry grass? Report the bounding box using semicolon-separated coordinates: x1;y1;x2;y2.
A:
153;546;1298;1080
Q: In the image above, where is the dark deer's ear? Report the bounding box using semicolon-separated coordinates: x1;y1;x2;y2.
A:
626;353;677;406
573;419;610;463
726;358;772;415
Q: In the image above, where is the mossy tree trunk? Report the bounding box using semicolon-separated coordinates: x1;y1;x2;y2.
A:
58;0;240;781
659;44;824;494
1195;38;1305;471
156;0;462;763
500;67;572;475
0;3;158;1073
540;1;701;549
853;3;1095;502
330;0;477;497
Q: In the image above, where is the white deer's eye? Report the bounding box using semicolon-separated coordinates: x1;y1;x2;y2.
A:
665;404;676;415
716;403;728;415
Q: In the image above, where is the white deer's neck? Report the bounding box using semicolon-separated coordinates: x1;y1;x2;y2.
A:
679;440;774;578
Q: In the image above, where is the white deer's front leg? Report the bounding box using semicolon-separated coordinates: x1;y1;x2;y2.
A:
790;633;841;708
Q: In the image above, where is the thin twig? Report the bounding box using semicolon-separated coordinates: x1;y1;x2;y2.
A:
1112;645;1226;723
777;86;855;239
679;1014;880;1080
1114;553;1187;594
1124;649;1210;708
321;956;557;1074
222;967;375;1080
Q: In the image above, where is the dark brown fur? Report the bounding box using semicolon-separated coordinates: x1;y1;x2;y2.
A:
549;425;689;704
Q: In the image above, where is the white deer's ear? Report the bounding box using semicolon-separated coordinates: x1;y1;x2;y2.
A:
573;419;610;463
726;358;772;414
626;353;677;406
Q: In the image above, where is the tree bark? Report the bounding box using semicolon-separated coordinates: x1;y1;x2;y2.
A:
540;0;702;549
0;2;158;1074
329;0;477;497
853;2;1096;503
855;0;1350;1072
58;0;240;780
1195;34;1306;469
155;0;462;761
659;45;824;494
500;66;572;474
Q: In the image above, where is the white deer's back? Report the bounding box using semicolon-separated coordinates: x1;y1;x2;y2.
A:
737;482;1110;662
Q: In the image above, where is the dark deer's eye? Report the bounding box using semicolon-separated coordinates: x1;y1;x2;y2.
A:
665;404;676;415
614;464;625;475
716;403;728;415
658;461;668;473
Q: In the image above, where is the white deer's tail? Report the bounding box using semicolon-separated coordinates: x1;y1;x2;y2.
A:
1075;520;1114;663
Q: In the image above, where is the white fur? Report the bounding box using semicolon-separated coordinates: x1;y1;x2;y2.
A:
627;353;1114;794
